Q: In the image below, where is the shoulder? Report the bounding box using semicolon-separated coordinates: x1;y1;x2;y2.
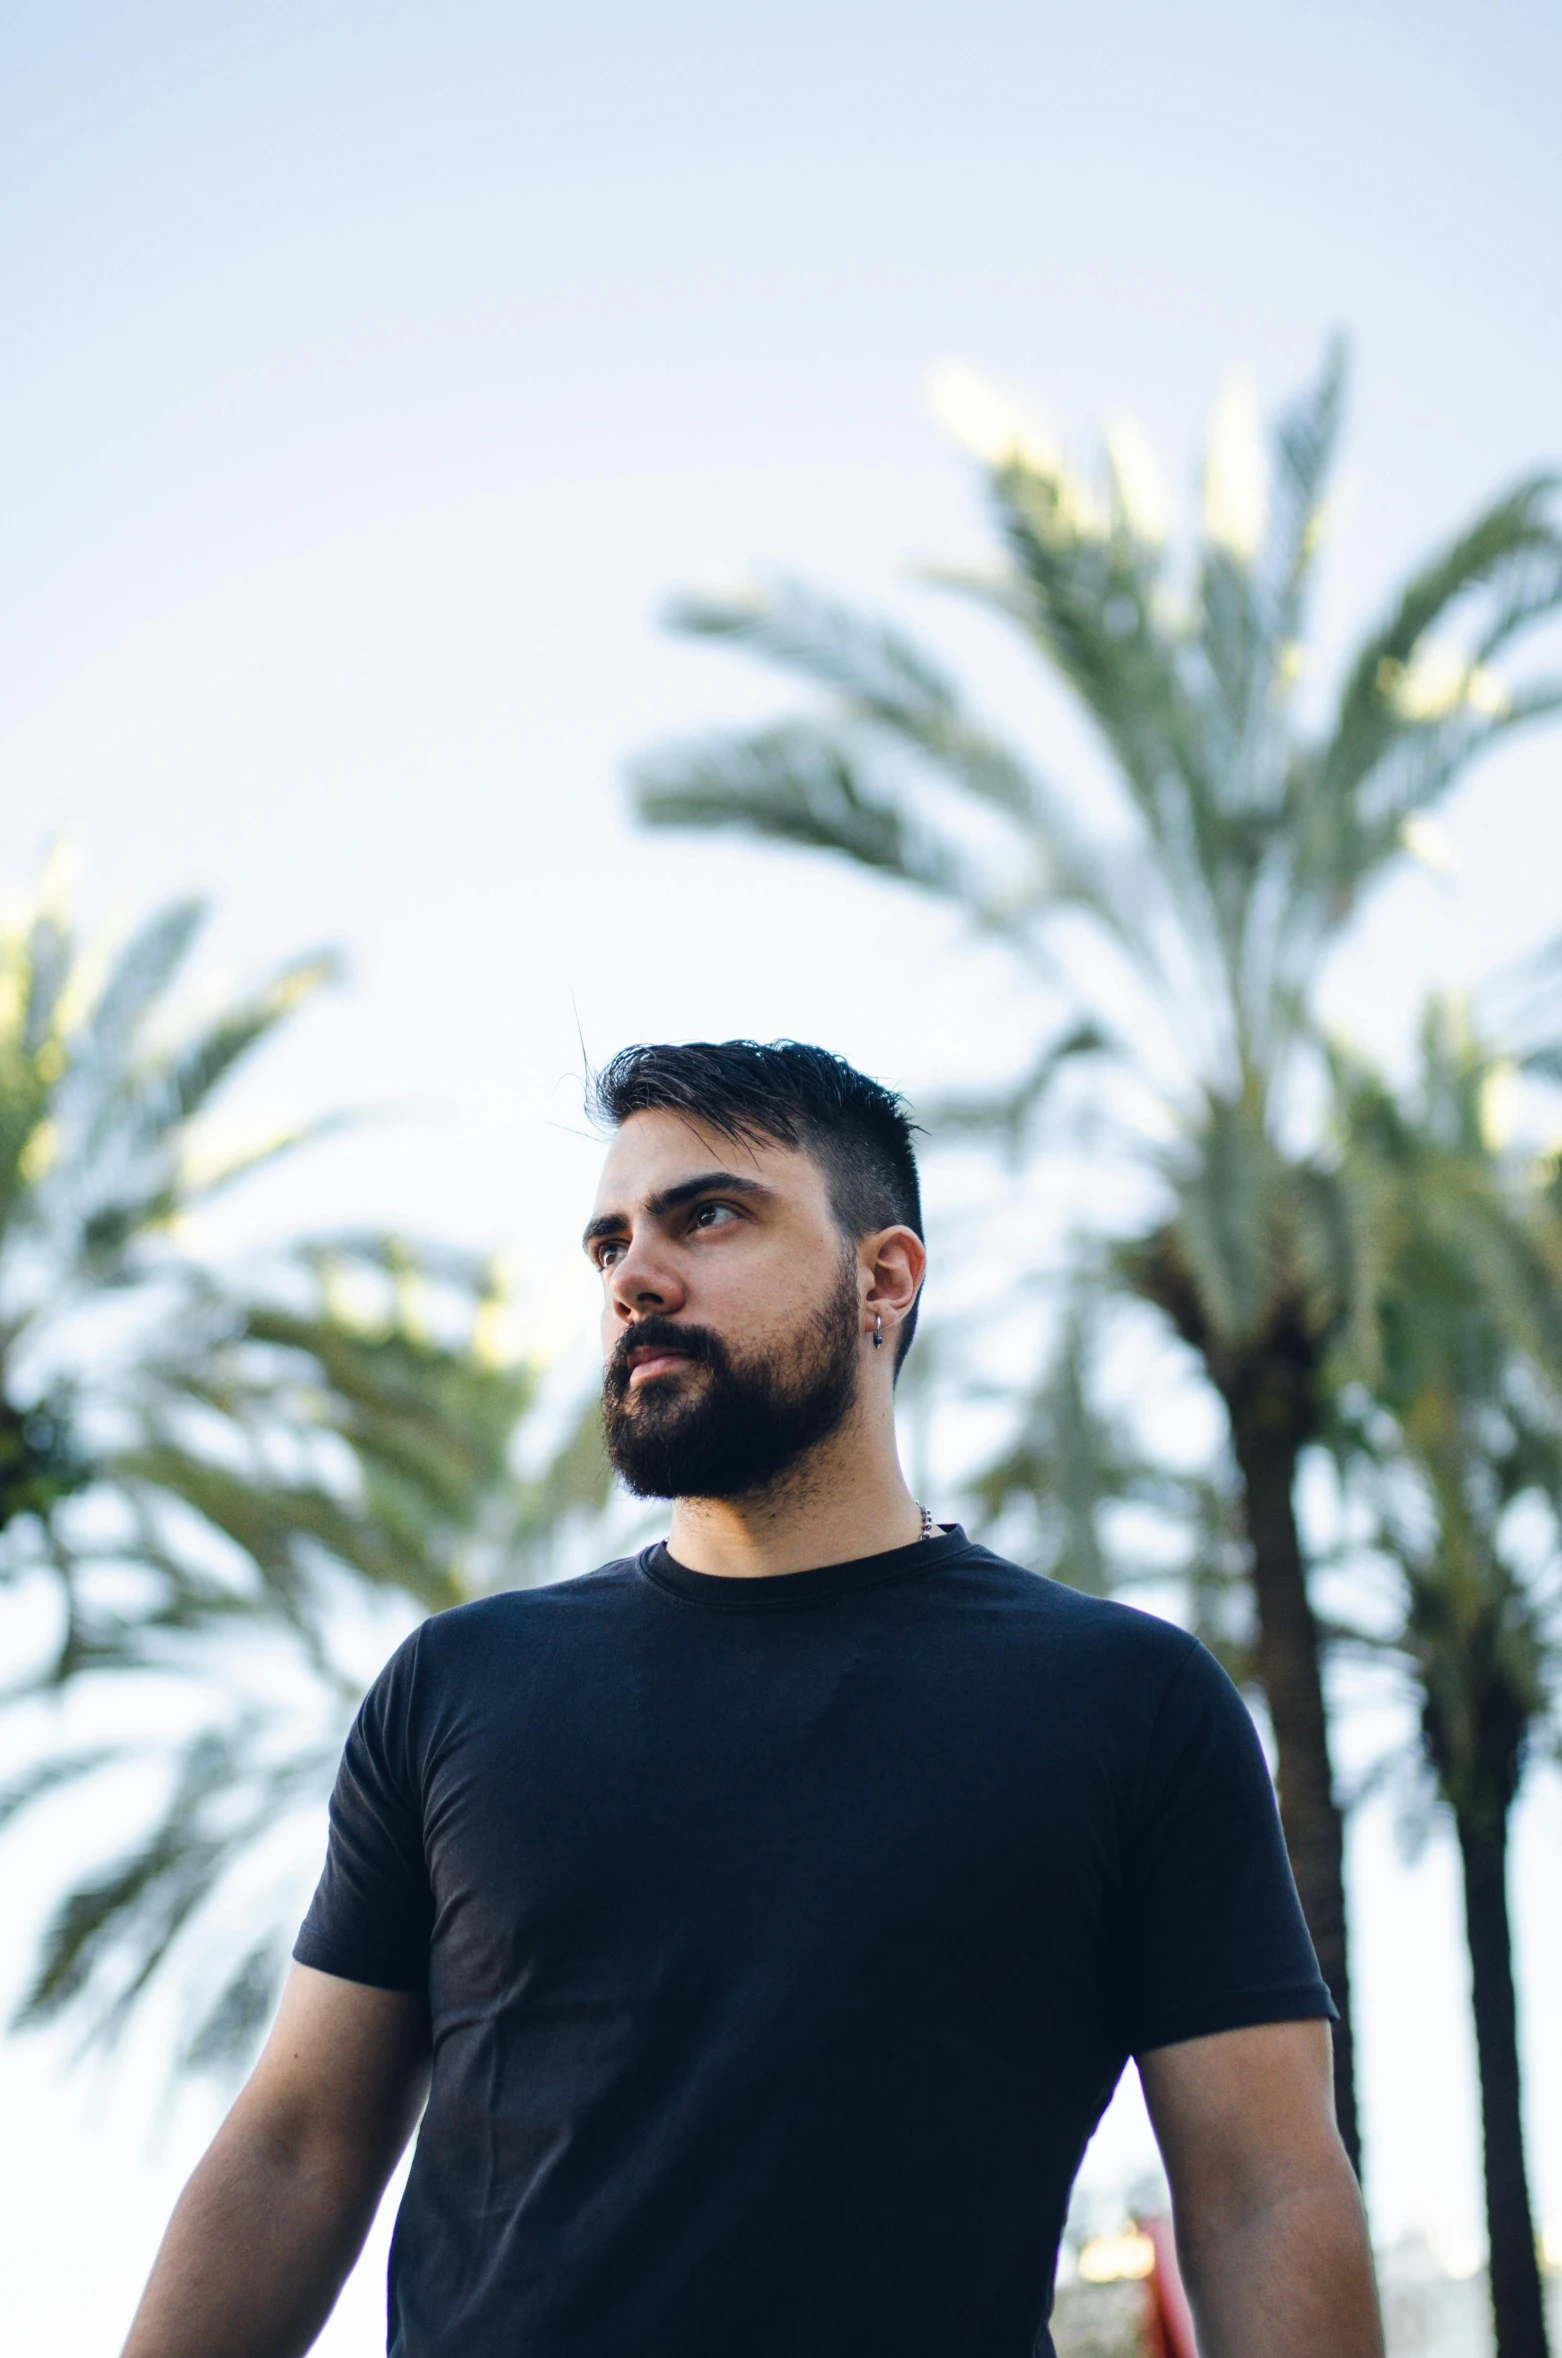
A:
923;1545;1216;1770
352;1558;647;1758
396;1554;647;1670
948;1543;1202;1674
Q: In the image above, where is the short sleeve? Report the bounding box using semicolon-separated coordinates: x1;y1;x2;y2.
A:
1115;1637;1335;2055
293;1629;434;1993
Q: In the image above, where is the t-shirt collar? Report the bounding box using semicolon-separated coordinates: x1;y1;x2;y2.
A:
637;1523;975;1611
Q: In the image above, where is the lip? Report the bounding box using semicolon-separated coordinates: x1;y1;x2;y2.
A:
627;1350;692;1385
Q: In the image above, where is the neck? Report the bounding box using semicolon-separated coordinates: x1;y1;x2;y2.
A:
665;1387;923;1578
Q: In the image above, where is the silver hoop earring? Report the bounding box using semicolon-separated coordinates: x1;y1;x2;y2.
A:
872;1313;884;1349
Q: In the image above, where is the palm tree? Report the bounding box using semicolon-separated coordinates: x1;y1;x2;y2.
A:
1333;1007;1559;2358
631;345;1562;2164
0;875;612;2066
968;1287;1252;1664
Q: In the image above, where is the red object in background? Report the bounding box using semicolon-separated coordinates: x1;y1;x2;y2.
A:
1137;2215;1198;2358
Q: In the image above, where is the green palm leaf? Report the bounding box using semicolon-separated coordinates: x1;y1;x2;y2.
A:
0;875;616;2072
635;721;976;898
1319;476;1562;823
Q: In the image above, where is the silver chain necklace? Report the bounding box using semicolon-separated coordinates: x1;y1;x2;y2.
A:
916;1502;936;1541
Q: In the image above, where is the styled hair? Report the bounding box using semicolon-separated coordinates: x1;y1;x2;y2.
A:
590;1040;924;1367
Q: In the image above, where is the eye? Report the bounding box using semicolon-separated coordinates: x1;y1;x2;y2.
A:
594;1240;626;1270
692;1201;741;1232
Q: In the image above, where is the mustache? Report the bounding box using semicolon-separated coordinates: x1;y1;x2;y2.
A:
603;1316;727;1403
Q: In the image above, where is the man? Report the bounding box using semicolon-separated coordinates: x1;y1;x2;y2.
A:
123;1040;1383;2358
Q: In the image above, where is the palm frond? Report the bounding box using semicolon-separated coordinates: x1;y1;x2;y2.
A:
668;576;1060;832
634;722;979;903
152;951;340;1137
92;899;205;1035
981;460;1210;845
1195;538;1268;790
21;907;71;1053
179;1111;362;1208
113;1442;409;1616
44;952;344;1284
0;874;621;2076
667;577;966;743
180;1940;287;2076
11;1719;337;2051
0;1748;120;1832
1266;336;1348;654
507;1392;616;1584
650;597;1172;974
919;1021;1113;1166
966;1298;1135;1593
1362;681;1562;860
1159;1091;1279;1349
1321;476;1562;813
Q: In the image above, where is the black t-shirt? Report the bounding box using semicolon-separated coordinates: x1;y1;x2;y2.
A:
295;1528;1331;2358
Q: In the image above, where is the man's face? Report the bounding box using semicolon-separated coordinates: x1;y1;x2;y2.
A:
584;1110;864;1499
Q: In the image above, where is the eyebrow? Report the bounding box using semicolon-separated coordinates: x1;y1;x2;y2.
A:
582;1169;776;1253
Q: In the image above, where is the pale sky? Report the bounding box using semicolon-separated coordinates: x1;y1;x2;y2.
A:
2;2;1561;2347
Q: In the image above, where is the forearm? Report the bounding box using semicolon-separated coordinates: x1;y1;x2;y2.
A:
1177;2170;1383;2358
121;2115;382;2358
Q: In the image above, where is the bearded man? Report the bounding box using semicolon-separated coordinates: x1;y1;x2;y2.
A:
122;1040;1383;2358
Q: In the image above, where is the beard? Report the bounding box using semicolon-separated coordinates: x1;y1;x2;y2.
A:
601;1257;862;1501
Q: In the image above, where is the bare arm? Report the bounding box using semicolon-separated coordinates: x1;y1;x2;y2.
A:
1139;2019;1383;2358
121;1963;431;2358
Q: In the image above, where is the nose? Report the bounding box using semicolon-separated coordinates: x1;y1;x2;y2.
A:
605;1231;688;1325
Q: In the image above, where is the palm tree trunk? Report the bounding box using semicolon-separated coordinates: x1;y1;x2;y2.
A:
1130;1247;1364;2178
1456;1810;1550;2358
1224;1372;1361;2178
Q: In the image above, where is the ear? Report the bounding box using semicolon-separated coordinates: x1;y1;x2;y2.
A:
861;1226;926;1345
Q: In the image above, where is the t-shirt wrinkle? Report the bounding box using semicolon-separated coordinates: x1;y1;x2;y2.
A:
294;1527;1331;2358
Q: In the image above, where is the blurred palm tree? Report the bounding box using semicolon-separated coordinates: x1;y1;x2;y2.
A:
967;1288;1251;1663
0;875;611;2068
631;345;1562;2164
1333;1007;1560;2358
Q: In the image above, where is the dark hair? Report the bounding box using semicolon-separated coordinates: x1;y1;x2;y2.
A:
590;1040;924;1367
